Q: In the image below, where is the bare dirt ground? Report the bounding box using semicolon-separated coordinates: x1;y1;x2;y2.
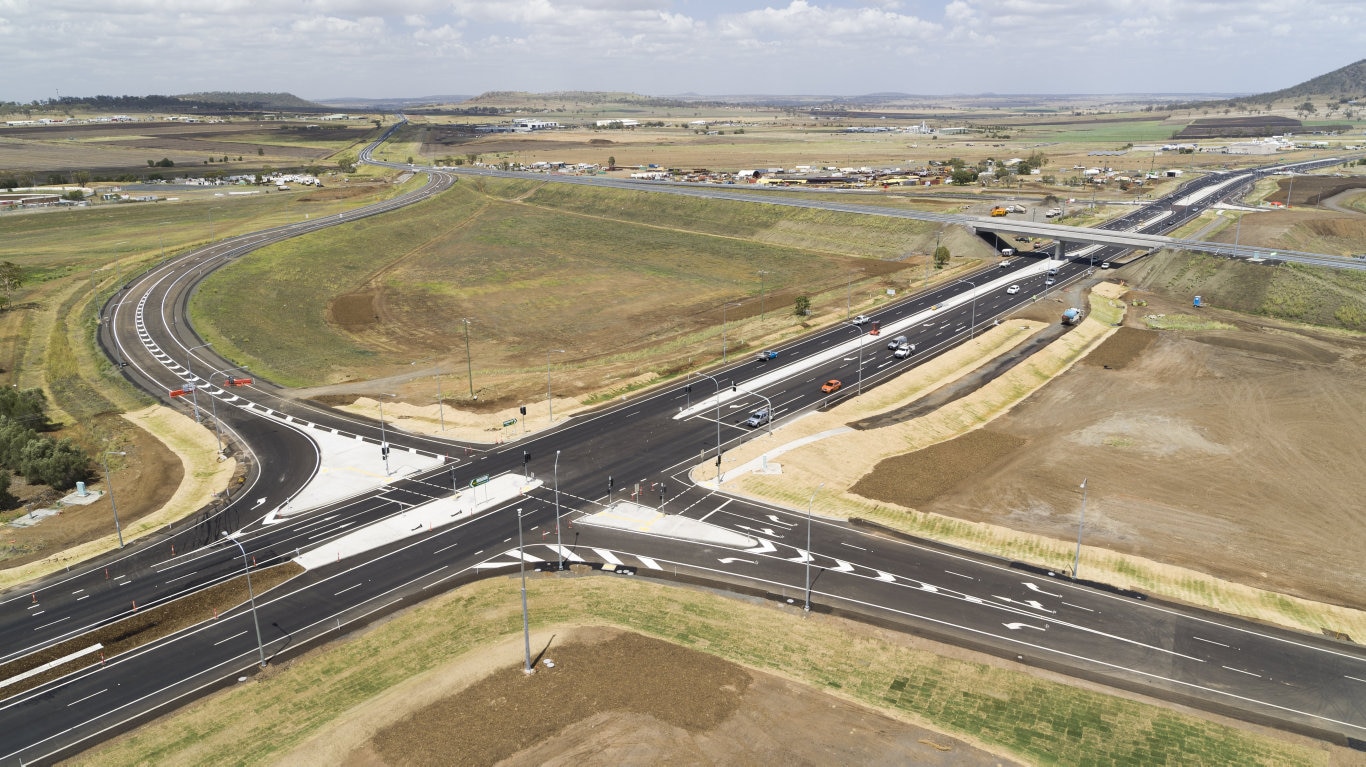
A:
304;627;1017;767
854;287;1366;609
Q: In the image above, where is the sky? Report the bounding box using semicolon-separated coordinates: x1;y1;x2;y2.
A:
2;0;1363;102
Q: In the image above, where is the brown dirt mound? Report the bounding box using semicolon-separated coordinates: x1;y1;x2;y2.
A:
851;430;1027;508
1080;326;1156;369
329;291;381;330
361;628;1013;767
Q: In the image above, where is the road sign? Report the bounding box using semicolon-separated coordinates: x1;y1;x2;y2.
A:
469;474;490;488
502;418;517;427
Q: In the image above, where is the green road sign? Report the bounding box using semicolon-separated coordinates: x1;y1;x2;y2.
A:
469;474;490;488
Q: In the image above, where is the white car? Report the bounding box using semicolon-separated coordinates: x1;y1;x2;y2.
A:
851;314;871;325
1100;262;1111;269
1045;277;1055;286
1006;284;1021;295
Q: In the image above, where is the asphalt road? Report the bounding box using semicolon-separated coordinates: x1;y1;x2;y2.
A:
0;131;1362;764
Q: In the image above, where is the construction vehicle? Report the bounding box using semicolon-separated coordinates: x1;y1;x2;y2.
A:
990;206;1008;217
1062;307;1083;325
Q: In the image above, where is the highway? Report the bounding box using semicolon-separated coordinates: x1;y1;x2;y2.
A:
0;127;1362;763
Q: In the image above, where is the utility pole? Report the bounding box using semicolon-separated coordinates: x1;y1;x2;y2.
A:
1073;479;1088;580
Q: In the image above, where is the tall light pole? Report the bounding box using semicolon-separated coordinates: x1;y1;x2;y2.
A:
547;349;565;423
410;357;446;431
804;483;824;612
186;342;212;423
844;321;866;395
721;302;739;364
376;393;396;476
461;318;475;400
554;450;563;571
1233;212;1243;258
1284;172;1295;209
223;532;267;668
1073;479;1088;580
206;367;247;456
694;372;725;483
517;508;533;674
758;270;770;320
955;279;979;340
102;450;127;548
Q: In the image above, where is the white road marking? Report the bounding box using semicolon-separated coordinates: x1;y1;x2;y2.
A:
1023;582;1061;597
504;548;543;563
718;557;757;565
875;570;896;583
840;542;868;551
786;549;813;564
745;539;777;555
433;541;459;554
547;545;584;562
593;548;624;566
213;631;247;646
1193;636;1230;648
944;570;974;580
1061;601;1095;612
333;583;362;596
66;688;108;707
1003;622;1047;631
1345;675;1366;684
1223;665;1262;678
636;556;662;570
831;559;855;573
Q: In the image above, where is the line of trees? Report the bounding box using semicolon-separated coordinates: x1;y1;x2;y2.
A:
0;388;93;507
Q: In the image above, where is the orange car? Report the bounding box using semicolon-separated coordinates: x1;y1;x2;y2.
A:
821;379;842;393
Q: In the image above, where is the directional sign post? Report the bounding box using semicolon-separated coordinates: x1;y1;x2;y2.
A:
470;474;490;505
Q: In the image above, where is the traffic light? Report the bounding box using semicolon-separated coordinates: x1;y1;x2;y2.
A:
519;405;526;416
608;475;614;489
381;444;389;458
685;384;692;393
523;450;531;464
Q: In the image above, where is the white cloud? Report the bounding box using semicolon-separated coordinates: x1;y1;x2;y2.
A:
0;1;1361;100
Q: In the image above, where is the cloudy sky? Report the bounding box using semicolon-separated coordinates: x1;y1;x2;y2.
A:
3;0;1363;101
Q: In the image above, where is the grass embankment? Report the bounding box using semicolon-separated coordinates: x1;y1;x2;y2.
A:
68;575;1328;767
188;175;990;396
0;562;300;700
1127;249;1366;332
719;284;1366;639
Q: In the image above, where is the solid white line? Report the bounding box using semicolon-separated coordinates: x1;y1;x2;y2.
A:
75;595;88;601
840;542;868;551
1223;665;1262;678
1061;601;1095;612
34;617;70;631
212;631;247;647
1193;636;1230;648
1346;675;1366;684
944;570;975;579
433;541;459;555
66;689;107;707
333;583;362;596
30;611;44;617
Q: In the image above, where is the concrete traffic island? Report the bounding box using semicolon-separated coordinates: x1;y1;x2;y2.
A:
293;473;539;569
576;501;757;548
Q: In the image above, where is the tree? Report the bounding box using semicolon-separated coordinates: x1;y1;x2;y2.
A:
72;170;90;187
257;147;264;156
336;156;356;173
793;295;811;316
0;470;16;511
607;155;616;168
933;246;951;269
0;262;24;294
950;168;979;185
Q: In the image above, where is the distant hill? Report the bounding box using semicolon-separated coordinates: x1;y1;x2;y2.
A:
315;95;472;109
177;91;321;110
1187;59;1366;110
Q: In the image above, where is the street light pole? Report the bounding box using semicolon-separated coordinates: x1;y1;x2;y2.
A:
461;317;475;399
554;450;563;571
547;349;565;423
1073;479;1088;580
845;321;866;395
804;483;824;612
694;372;725;483
223;533;267;668
102;450;127;548
186;342;212;423
376;393;395;476
956;279;978;340
758;270;770;320
517;508;533;674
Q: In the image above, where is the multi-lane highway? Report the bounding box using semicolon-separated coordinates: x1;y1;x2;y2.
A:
0;128;1363;764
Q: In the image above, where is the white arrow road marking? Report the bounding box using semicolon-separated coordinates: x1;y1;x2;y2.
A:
736;524;783;538
744;538;777;555
875;570;896;582
994;595;1057;614
787;549;812;564
831;559;855;573
766;514;795;527
636;556;662;570
1023;581;1061;597
253;498;266;509
1003;622;1047;631
592;548;623;566
718;557;758;565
